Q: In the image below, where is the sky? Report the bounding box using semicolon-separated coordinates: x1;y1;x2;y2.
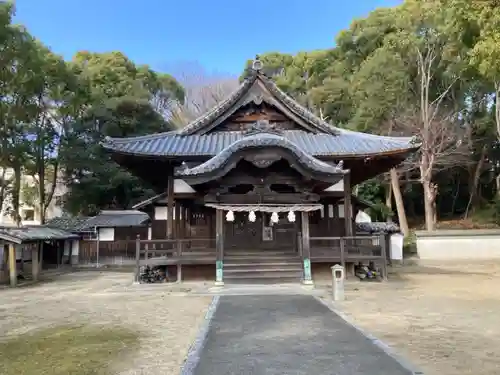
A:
13;0;402;77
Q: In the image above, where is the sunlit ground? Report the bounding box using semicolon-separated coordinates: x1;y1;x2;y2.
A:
319;261;500;375
0;325;140;375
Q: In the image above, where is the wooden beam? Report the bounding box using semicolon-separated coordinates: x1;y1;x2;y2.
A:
8;244;16;287
343;172;353;237
300;211;313;285
167;174;174;239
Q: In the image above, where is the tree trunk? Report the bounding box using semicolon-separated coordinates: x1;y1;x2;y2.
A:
385;180;392;211
496;174;500;199
495;82;500;197
464;144;488;217
0;168;7;214
390;168;409;236
37;125;46;225
422;178;436;231
11;163;22;227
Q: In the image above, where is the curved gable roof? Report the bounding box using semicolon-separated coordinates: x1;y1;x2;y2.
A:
176;133;346;184
178;68;339;136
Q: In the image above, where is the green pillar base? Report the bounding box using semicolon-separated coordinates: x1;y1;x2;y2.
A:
303;258;312;282
216;260;223;285
214;281;225;287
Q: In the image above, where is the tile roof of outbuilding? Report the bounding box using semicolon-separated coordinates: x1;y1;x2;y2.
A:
0;226;79;244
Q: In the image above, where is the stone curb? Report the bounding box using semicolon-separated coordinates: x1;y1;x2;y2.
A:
179;295;220;375
314;296;424;375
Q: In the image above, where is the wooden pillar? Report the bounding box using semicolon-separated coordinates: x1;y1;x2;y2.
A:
177;240;182;283
181;206;187;239
39;241;44;271
380;234;388;281
185;206;191;238
167;175;174;239
215;209;224;286
300;211;313;285
175;202;181;239
32;244;40;282
343;172;353;237
8;244;16;287
56;241;61;268
134;235;141;283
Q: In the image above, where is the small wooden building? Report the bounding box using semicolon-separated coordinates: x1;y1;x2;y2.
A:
102;58;417;284
47;210;150;265
0;226;79;286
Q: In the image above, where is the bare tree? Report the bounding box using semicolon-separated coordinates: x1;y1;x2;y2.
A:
166;61;239;128
396;104;470;230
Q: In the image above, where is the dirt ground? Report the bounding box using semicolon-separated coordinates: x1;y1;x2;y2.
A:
319;261;500;375
0;271;212;375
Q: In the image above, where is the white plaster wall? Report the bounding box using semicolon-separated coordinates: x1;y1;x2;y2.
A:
98;227;115;242
417;231;500;260
154;206;179;220
71;240;79;256
154;206;168;220
338;204;345;218
324;180;344;192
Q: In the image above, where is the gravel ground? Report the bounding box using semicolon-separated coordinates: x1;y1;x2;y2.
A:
317;261;500;375
0;271;212;375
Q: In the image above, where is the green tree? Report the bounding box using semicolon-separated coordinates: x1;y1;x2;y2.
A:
62;52;185;215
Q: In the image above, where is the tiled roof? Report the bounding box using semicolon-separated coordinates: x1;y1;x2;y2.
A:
0;226;79;244
176;133;346;178
356;222;400;234
101;58;417;159
103;129;415;158
46;216;93;233
84;210;150;228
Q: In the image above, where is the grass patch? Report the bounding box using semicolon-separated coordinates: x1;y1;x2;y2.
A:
0;325;140;375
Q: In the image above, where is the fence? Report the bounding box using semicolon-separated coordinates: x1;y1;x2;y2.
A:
79;240;137;266
79;237;217;267
309;234;388;278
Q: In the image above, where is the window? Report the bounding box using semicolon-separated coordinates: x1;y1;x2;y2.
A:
21;208;35;221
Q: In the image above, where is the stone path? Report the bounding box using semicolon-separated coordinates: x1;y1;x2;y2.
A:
189;295;415;375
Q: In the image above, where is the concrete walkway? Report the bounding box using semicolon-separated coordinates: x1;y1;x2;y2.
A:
189;295;415;375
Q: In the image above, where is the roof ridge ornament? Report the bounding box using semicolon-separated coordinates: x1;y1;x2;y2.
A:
252;55;263;72
242;119;283;136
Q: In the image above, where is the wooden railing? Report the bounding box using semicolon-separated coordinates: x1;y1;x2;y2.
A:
309;235;388;278
133;237;216;282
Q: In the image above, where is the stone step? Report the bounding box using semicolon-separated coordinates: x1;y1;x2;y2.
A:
224;254;299;259
223;270;303;284
224;262;302;271
224;277;302;285
224;266;303;274
224;254;301;261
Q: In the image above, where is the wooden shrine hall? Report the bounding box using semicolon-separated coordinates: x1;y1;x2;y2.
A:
102;57;417;284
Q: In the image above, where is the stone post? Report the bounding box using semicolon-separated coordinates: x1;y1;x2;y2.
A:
331;264;345;301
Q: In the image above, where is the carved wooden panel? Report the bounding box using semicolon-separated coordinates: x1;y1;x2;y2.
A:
213;103;304;132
